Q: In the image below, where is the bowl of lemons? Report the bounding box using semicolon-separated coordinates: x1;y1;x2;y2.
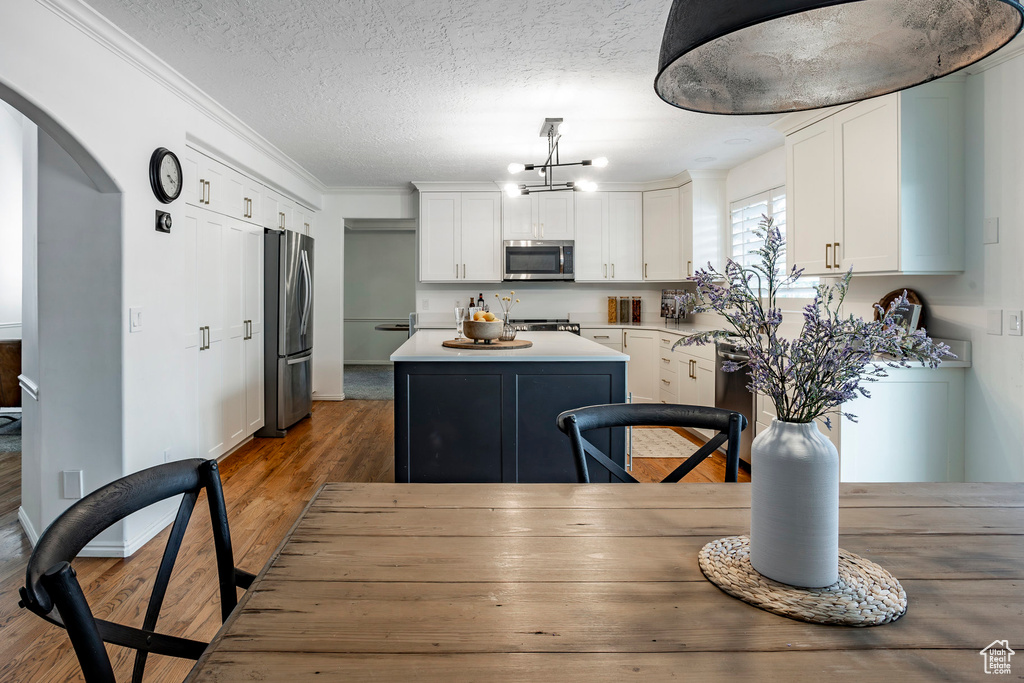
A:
463;311;503;343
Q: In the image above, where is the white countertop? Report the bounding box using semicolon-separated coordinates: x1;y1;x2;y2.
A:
391;330;630;363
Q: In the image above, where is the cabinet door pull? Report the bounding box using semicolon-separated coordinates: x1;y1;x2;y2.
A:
825;243;832;269
690;359;696;379
833;242;840;269
199;326;204;350
205;181;211;205
603;264;607;278
611;263;615;278
644;263;648;278
455;264;459;279
687;260;692;277
594;335;610;339
662;379;671;385
624;332;627;348
462;263;466;279
661;357;670;364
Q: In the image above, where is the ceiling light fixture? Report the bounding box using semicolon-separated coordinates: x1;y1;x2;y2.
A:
654;0;1024;115
506;118;608;195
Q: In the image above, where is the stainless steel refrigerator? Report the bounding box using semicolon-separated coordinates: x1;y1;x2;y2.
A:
258;229;314;437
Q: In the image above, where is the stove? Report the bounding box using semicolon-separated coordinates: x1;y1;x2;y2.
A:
508;318;580;335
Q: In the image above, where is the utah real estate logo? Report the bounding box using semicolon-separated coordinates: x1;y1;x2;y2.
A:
980;640;1014;675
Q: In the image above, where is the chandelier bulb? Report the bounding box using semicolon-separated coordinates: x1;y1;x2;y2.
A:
592;157;609;168
504;183;522;198
507;163;526;174
538;168;546;177
577;180;598;193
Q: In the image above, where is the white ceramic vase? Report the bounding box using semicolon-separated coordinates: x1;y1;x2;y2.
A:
749;418;839;588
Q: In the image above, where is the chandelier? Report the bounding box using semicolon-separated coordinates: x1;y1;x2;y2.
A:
504;118;607;197
654;0;1024;115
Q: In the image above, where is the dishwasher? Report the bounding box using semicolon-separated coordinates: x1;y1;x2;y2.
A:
715;340;755;465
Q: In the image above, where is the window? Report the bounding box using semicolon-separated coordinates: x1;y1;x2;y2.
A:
730;187;818;298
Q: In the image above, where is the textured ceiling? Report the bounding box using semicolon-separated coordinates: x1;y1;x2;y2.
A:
87;0;784;187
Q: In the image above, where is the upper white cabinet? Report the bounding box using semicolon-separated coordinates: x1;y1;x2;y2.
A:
419;191;502;282
642;187;682;280
184;146;315;231
501;192;575;241
785;78;965;276
575;192;642;282
642;172;726;281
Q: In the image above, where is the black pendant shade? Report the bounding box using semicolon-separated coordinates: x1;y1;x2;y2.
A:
655;0;1024;115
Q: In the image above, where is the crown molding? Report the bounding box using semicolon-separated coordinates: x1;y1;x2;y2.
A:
412;181;500;192
963;36;1024;74
37;0;326;197
328;186;416;195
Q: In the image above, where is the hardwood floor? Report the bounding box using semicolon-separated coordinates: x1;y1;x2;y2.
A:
630;427;752;484
0;400;738;682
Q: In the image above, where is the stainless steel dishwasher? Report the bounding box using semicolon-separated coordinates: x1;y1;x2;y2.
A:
715;339;755;465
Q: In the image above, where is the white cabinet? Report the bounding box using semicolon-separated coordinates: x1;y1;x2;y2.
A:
575;192;642;282
243;226;264;433
674;344;716;439
581;327;622;351
757;365;966;482
623;328;657;403
501;192;575;241
181;206;265;460
785;79;965;276
685;173;727;276
264;190;296;232
642;187;682;281
419;192;502;282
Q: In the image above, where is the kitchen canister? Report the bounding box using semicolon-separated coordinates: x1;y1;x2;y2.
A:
607;296;618;324
619;297;631;325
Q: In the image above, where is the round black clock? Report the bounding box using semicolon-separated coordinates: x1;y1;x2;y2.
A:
149;147;182;204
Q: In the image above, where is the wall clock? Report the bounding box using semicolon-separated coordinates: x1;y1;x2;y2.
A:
149;147;182;204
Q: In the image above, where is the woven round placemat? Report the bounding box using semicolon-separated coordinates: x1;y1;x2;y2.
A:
698;535;907;627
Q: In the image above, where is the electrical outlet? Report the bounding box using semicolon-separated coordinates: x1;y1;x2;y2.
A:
1007;310;1023;337
987;309;1003;335
984;217;1000;244
129;307;143;333
62;470;84;499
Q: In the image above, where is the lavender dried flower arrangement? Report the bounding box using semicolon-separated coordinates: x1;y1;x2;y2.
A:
674;216;954;428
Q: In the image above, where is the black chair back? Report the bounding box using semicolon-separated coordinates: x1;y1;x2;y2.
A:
19;458;255;683
556;403;747;483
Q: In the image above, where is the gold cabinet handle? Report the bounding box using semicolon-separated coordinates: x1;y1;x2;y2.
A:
603;264;607;278
624;332;627;348
661;357;670;364
644;263;648;278
687;260;693;276
463;263;466;279
661;379;671;385
833;242;840;269
825;243;832;269
611;263;615;278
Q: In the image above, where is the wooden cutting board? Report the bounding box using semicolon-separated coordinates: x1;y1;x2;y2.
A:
442;338;533;350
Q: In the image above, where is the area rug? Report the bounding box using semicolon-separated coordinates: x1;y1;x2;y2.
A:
344;365;394;401
630;427;699;459
0;418;21;454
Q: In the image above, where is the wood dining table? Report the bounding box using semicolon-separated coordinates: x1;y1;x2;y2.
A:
187;482;1024;681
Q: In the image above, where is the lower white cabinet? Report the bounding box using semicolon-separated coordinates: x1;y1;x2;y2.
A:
182;206;265;459
623;328;657;403
674;346;715;439
581;327;622;351
756;366;966;482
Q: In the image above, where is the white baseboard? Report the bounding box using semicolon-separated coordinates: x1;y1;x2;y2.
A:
18;506;39;546
313;393;345;401
344;361;394;366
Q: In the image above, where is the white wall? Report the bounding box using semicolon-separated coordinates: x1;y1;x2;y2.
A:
344;230;415;363
0;101;23;341
313;189;416;398
726;146;785;204
2;0;323;553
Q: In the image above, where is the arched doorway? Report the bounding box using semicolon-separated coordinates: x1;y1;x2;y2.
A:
0;80;123;550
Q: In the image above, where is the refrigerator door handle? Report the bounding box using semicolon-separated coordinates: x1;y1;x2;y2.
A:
299;249;312;336
286;352;312;365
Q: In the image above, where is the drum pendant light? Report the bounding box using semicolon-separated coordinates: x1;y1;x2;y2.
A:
654;0;1024;115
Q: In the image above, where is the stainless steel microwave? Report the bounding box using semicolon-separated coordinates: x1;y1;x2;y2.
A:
503;240;575;281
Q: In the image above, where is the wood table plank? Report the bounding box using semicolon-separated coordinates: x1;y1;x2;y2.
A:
265;533;1024;583
215;578;1022;654
314;482;1024;509
191;650;983;682
293;505;1024;537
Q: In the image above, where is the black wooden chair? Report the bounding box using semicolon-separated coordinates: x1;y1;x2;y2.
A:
556;403;747;483
18;458;255;683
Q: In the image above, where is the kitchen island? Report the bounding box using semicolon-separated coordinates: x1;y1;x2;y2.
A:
391;330;628;483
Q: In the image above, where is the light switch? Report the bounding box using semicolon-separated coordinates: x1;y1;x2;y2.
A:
984;217;1000;244
987;309;1003;335
62;470;84;499
129;307;143;333
1008;310;1023;337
